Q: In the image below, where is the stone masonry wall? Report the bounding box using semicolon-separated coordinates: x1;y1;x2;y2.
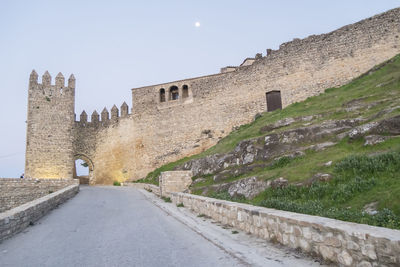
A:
72;103;131;183
25;71;75;179
0;184;79;243
55;8;400;184
0;178;79;213
171;192;400;266
159;171;192;197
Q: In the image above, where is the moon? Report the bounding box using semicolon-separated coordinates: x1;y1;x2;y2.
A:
195;22;201;27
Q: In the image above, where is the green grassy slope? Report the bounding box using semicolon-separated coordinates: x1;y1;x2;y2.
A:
137;55;400;229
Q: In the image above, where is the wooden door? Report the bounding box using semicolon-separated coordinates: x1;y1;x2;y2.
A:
266;91;282;112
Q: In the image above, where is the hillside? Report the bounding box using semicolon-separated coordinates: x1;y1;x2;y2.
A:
137;54;400;229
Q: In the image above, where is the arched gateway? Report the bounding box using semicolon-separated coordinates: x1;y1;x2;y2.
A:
73;154;94;184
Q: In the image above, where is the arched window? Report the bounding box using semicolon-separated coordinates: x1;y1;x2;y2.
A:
182;85;189;98
169;86;179;100
160;88;166;102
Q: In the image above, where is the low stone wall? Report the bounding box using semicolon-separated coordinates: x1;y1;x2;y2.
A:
0;178;78;213
127;183;160;196
0;183;79;243
159;171;192;197
171;193;400;266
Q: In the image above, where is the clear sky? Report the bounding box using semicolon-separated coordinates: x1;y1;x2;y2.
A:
0;0;399;177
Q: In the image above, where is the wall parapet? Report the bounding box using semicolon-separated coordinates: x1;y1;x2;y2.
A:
171;192;400;266
0;183;79;243
0;178;79;213
75;102;131;128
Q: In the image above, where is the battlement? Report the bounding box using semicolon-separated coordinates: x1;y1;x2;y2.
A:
29;70;75;98
75;102;130;128
264;7;400;59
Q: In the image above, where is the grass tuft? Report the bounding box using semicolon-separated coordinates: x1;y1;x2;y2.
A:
161;196;171;203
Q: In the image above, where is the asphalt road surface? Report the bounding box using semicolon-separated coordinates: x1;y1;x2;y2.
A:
0;186;322;267
0;186;244;266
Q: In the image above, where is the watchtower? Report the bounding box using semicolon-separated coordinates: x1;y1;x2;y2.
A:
25;70;75;178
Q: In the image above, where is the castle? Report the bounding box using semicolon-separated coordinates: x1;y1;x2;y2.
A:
25;8;400;184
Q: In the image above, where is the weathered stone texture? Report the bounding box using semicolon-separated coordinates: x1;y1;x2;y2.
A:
0;178;78;213
159;171;192;197
0;183;79;243
25;8;400;184
171;192;400;266
25;71;75;179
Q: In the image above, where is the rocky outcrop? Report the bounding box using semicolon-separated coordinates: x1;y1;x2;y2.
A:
227;177;269;199
195;176;289;199
181;114;400;199
260;117;296;133
180;118;364;177
348;122;380;139
364;135;390;146
348;115;400;139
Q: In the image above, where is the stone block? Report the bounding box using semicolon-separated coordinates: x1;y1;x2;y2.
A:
319;245;336;262
338;250;353;266
159;171;193;197
356;261;372;267
325;236;342;247
361;244;377;260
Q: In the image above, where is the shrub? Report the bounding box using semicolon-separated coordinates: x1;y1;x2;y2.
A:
334;152;400;176
113;181;121;186
162;196;171;203
269;156;295;169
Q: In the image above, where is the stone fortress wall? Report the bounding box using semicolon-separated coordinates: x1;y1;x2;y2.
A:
26;8;400;184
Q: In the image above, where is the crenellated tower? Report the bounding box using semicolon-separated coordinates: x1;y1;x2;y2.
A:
25;70;75;178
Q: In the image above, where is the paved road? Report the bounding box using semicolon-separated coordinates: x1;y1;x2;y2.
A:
0;186;243;267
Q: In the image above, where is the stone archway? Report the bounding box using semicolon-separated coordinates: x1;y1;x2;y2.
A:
73;154;94;185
